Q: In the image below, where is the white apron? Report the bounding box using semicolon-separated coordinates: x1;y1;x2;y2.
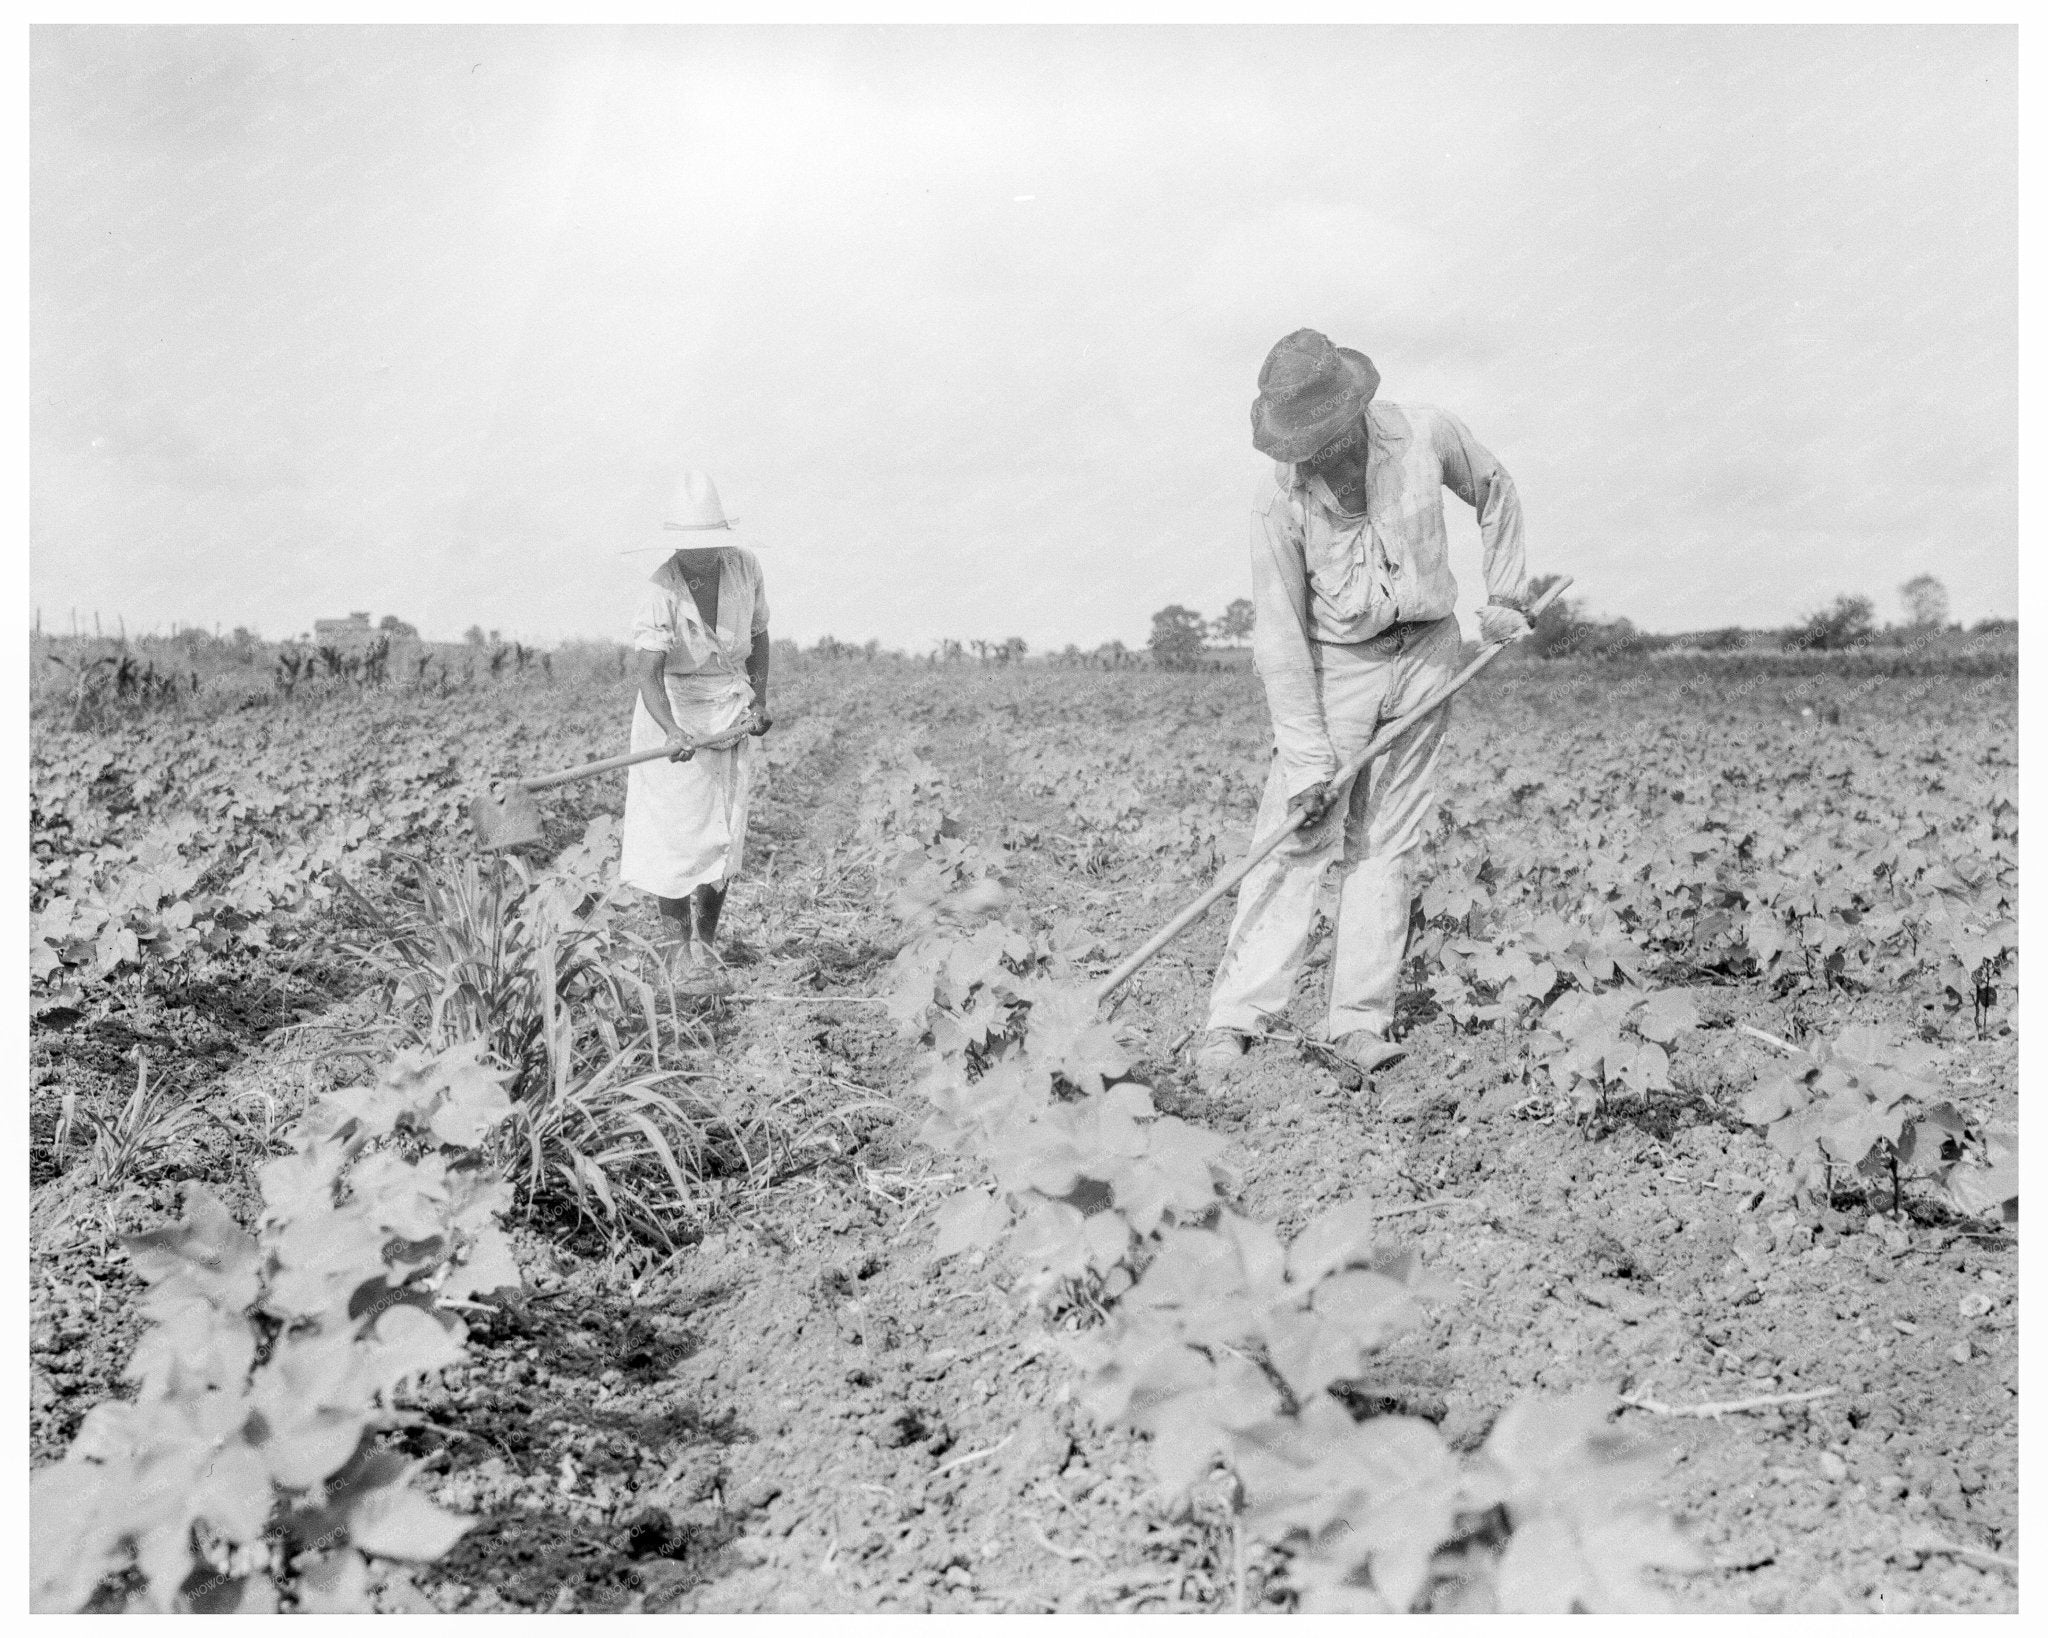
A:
619;677;754;898
618;548;765;899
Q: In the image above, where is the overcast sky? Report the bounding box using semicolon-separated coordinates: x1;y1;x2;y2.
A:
31;25;2016;649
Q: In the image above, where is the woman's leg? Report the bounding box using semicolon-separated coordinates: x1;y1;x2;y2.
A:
655;894;693;957
692;882;727;948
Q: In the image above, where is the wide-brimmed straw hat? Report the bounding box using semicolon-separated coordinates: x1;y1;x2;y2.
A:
662;470;735;531
1250;329;1380;462
623;469;746;554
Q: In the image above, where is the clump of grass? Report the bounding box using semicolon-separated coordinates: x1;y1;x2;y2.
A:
346;849;859;1248
52;1052;214;1191
347;855;603;1097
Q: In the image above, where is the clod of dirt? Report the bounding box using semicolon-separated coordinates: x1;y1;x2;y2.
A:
1336;1380;1451;1423
881;1407;926;1447
1439;1403;1497;1453
623;1508;677;1559
635;1560;698;1610
733;1478;782;1513
881;1407;949;1452
436;1510;644;1611
1586;1227;1654;1281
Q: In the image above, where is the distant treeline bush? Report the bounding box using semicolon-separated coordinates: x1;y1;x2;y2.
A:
33;588;2014;734
1515;575;2015;674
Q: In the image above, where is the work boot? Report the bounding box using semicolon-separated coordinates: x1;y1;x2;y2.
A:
1193;1029;1249;1090
1330;1028;1407;1077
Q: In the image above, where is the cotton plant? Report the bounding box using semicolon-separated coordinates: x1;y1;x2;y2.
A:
859;740;1703;1613
32;1044;521;1613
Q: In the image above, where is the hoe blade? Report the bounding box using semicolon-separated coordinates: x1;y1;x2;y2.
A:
470;783;546;851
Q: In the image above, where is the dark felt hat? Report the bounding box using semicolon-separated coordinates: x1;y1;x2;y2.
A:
1250;329;1380;462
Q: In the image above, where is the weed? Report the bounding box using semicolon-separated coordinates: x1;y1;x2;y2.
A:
53;1052;215;1191
350;831;861;1250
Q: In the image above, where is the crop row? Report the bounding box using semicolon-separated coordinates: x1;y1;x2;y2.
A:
32;1044;523;1612
28;693;835;1015
855;738;1703;1612
991;675;2017;1223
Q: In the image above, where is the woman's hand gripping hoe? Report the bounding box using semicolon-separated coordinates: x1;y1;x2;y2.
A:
469;724;756;852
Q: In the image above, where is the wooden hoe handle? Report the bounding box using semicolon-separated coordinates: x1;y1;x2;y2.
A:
518;723;756;793
1093;577;1573;1005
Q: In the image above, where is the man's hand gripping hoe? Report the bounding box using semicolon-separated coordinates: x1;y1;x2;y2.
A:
1094;576;1573;1005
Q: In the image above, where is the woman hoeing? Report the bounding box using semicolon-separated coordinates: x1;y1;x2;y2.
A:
620;470;772;984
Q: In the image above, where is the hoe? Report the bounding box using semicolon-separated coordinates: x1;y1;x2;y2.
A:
469;723;755;852
1095;575;1573;1004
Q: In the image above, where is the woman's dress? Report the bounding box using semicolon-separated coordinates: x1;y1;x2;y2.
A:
618;547;769;898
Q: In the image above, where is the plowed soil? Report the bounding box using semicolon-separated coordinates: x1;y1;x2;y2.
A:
30;659;2018;1613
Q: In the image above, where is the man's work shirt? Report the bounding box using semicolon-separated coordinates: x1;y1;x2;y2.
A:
1249;399;1527;796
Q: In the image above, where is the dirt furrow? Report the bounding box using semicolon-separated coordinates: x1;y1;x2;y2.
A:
392;707;1218;1612
919;677;2019;1615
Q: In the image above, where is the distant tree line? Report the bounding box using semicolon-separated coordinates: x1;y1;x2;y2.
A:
893;601;1258;673
683;572;2014;678
1047;640;1146;671
1522;573;2004;661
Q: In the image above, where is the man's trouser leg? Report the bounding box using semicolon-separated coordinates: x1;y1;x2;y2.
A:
1205;640;1402;1036
1326;618;1461;1039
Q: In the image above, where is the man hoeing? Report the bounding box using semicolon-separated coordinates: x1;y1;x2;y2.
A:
1196;328;1531;1090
